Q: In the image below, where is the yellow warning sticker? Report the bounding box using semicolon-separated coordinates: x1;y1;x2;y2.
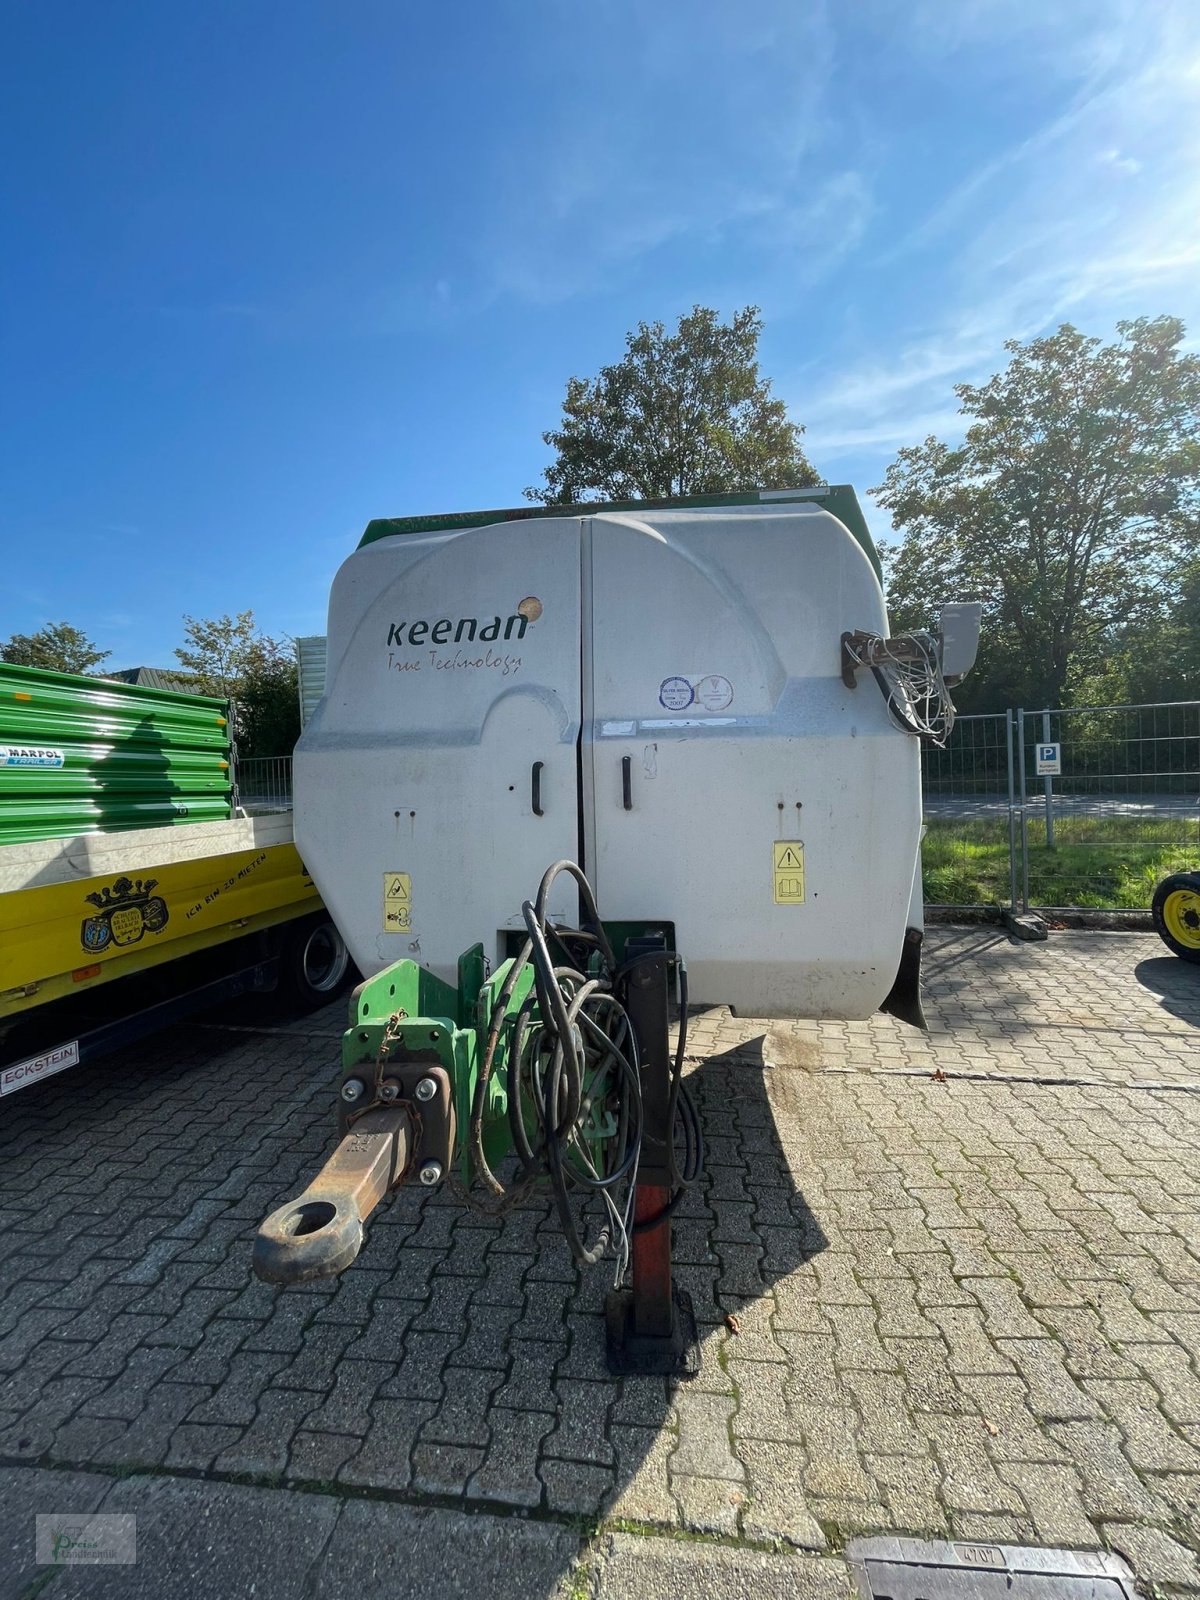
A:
383;872;412;933
772;841;805;904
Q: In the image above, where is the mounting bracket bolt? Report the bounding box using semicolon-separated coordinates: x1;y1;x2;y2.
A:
340;1078;365;1104
414;1077;438;1102
418;1160;443;1186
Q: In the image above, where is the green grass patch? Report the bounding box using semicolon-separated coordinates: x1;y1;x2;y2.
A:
923;813;1199;908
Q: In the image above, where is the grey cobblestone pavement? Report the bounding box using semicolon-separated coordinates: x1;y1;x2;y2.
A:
687;927;1200;1087
2;927;1200;1597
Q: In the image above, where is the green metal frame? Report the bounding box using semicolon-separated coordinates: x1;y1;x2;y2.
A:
340;929;646;1186
340;945;536;1179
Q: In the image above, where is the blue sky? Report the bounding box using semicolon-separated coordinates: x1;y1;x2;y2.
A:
2;0;1199;669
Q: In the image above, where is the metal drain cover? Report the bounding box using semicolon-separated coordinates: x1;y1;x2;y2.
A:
847;1538;1143;1598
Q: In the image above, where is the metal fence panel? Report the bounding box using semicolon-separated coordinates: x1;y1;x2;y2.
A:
1016;702;1200;911
920;711;1016;908
235;755;293;814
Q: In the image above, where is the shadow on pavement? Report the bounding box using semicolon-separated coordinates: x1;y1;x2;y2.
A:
0;1003;829;1598
1133;955;1200;1029
921;927;1012;979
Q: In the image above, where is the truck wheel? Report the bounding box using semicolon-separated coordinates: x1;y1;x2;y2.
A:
279;916;352;1010
1152;872;1200;964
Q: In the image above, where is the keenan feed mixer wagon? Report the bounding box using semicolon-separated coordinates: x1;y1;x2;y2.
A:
254;486;979;1372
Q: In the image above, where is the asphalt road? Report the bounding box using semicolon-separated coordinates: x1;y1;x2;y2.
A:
924;790;1200;820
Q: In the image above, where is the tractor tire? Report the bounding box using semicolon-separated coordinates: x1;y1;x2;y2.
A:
278;914;353;1010
1152;872;1200;964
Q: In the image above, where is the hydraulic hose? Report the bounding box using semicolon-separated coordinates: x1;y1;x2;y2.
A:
464;859;703;1266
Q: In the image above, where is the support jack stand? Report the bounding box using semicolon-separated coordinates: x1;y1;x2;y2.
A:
605;1286;699;1376
605;1206;700;1376
605;950;701;1379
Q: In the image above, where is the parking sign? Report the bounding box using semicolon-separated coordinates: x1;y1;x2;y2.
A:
1035;742;1061;776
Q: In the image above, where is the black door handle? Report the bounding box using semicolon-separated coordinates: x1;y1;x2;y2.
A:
532;761;544;817
622;755;633;811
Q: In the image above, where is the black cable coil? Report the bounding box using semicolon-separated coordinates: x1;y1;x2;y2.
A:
465;860;703;1266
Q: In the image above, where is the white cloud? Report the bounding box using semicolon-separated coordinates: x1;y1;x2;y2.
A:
792;0;1200;478
805;408;965;459
1098;147;1142;175
868;0;1149;85
472;0;845;305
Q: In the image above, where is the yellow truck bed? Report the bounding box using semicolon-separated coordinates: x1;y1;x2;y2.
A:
0;813;321;1019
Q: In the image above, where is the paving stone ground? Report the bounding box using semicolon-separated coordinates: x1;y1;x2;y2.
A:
2;927;1200;1598
687;927;1200;1087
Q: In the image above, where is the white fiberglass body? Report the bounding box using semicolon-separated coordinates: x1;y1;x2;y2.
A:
297;500;921;1019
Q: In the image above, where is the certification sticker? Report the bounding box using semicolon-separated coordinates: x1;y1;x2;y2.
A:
693;675;733;712
658;676;694;711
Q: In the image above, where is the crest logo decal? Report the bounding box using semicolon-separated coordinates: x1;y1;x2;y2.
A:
80;877;169;953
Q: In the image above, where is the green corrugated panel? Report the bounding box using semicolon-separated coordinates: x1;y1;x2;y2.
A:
0;663;229;748
0;742;231;797
0;795;234;846
0;663;234;845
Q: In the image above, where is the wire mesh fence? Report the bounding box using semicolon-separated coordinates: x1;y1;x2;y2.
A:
921;700;1200;911
234;755;293;814
920;712;1016;908
1015;702;1200;910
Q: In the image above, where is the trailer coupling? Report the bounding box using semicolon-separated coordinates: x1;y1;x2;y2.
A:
252;1055;457;1286
250;861;703;1374
252;1107;413;1284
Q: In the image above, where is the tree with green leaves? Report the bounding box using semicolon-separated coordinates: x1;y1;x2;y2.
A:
175;611;261;700
175;611;299;757
876;316;1200;711
236;649;301;759
528;305;816;504
1;621;110;675
1070;551;1200;707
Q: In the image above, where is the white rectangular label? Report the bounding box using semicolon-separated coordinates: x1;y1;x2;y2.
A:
1;744;65;768
1035;743;1061;775
1;1040;79;1096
